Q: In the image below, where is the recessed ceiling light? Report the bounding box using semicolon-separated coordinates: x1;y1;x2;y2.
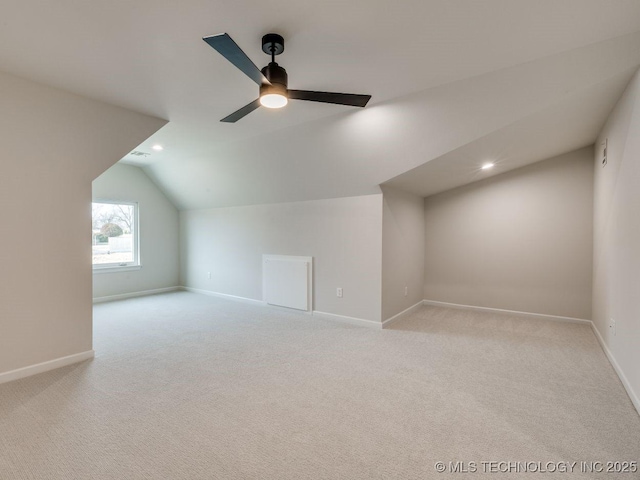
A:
152;144;164;151
481;162;494;170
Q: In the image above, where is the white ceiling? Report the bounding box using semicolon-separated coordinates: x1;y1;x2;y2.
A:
382;67;637;197
1;0;640;207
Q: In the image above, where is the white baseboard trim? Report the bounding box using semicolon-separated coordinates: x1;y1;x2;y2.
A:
312;310;383;329
182;286;380;328
590;323;640;416
382;301;424;329
179;286;265;306
422;299;591;325
0;350;95;385
422;298;638;415
93;286;180;304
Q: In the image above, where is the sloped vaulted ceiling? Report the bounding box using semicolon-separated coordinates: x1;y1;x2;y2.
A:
1;0;640;208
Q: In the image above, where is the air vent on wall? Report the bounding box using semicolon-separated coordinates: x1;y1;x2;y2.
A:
130;151;151;157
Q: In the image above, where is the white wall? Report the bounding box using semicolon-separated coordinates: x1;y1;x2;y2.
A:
592;69;640;411
0;71;165;375
424;147;594;319
92;164;179;299
180;194;383;323
381;187;425;321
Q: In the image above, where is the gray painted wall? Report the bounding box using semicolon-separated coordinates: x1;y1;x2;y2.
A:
0;71;165;375
92;164;179;299
382;187;425;321
592;69;640;409
180;194;383;322
423;147;594;319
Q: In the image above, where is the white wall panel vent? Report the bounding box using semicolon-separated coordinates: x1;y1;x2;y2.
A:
263;255;313;311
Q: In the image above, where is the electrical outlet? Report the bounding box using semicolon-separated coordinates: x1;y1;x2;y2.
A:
610;318;616;336
207;272;211;279
337;287;343;298
404;286;408;297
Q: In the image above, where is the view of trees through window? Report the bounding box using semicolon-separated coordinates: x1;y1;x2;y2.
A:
92;202;136;267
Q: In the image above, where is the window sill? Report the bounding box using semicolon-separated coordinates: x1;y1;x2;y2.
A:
93;265;142;274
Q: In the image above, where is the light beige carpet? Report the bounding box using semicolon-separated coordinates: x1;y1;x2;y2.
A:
1;291;639;479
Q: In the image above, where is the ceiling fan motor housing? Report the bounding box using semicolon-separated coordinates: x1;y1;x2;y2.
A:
260;62;288;98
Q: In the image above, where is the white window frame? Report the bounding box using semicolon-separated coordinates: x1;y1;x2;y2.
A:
92;200;141;273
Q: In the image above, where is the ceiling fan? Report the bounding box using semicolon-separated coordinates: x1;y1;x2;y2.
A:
202;32;372;123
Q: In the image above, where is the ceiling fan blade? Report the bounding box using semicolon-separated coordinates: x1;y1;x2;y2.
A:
220;99;261;123
203;33;269;86
288;90;371;107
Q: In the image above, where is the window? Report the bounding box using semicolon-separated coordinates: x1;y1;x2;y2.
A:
92;201;139;270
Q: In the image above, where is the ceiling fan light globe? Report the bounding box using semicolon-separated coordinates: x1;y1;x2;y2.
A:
260;93;288;109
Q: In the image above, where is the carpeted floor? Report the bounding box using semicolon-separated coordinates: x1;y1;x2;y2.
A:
1;291;639;479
